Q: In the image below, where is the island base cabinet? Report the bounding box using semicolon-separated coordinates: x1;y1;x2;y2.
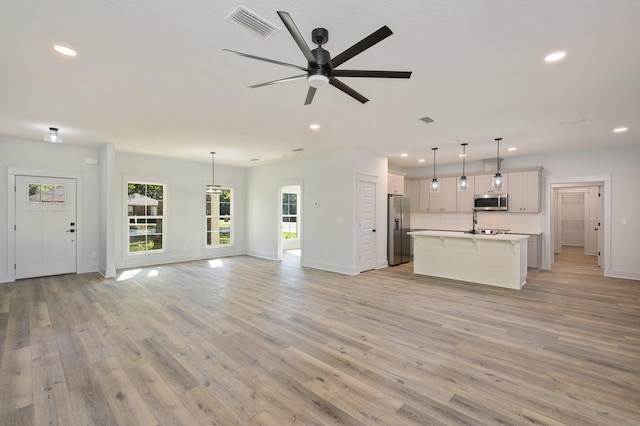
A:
412;234;527;289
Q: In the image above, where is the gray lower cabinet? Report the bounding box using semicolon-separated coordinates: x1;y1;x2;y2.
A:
527;234;542;270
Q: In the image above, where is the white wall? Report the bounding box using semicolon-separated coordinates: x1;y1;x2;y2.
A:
247;148;388;275
114;152;247;270
402;144;640;280
0;136;101;282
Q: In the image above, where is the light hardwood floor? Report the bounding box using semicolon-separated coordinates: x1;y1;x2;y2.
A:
1;248;638;425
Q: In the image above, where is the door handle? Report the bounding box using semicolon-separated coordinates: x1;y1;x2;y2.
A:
372;229;376;232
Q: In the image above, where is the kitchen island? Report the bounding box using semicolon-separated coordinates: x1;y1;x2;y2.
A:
408;230;529;289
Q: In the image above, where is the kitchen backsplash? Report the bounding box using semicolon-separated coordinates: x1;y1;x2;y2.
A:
410;211;543;234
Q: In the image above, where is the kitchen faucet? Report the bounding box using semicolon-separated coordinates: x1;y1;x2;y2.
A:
472;208;478;234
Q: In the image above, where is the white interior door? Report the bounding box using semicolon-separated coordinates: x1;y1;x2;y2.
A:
358;180;376;272
15;176;77;279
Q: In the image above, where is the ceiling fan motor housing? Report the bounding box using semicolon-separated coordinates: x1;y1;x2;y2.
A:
312;28;328;45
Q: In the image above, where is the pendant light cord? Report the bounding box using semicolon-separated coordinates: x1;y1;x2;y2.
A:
432;147;437;179
495;138;502;174
211;151;216;186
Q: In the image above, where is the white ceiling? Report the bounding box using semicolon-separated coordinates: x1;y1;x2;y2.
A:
1;0;639;168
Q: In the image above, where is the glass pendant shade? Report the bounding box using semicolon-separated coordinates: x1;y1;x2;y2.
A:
458;176;469;191
458;143;469;191
492;173;503;190
430;178;439;193
430;147;439;192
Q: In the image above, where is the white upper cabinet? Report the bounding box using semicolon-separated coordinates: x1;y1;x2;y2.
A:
387;173;404;195
404;180;420;212
456;176;475;212
475;173;509;194
429;177;457;212
418;179;431;212
509;170;541;212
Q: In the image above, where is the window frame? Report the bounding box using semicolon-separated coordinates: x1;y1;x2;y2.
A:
125;180;167;256
204;186;234;248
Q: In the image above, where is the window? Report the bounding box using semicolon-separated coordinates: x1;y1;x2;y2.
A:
127;183;164;253
282;192;297;239
205;188;232;246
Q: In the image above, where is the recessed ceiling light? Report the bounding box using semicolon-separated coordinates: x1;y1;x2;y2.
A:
508;147;517;151
613;127;628;133
545;51;566;63
418;158;425;162
458;153;466;158
400;153;408;157
309;124;320;130
54;45;77;56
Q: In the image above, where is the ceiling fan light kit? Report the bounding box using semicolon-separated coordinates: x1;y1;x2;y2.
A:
224;11;412;105
308;74;329;88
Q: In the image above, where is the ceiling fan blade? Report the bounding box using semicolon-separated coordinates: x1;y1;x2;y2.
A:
329;77;369;104
277;11;317;65
332;70;412;79
249;75;307;88
330;26;393;68
304;87;317;105
223;49;307;72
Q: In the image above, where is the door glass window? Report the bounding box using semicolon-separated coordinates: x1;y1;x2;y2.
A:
28;183;66;203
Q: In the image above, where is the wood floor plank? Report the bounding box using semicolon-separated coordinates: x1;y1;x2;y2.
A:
92;356;159;425
1;246;639;425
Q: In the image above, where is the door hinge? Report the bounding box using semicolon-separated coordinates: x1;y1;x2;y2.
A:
14;264;16;270
14;225;16;231
598;251;601;256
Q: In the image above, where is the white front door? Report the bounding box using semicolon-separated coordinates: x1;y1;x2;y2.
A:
358;180;376;272
15;176;77;279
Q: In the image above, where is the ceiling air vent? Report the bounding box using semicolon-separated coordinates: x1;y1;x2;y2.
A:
292;148;304;152
419;116;435;124
226;6;280;39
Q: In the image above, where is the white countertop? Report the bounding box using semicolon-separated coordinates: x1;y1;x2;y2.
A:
408;230;529;242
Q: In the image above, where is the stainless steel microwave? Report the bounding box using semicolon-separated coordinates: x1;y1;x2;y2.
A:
474;193;508;211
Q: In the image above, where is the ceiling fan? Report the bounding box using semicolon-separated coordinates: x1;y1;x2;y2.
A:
223;11;412;105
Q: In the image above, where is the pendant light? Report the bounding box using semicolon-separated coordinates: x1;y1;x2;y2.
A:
44;127;63;143
206;151;222;194
430;147;439;193
458;143;469;191
492;137;504;190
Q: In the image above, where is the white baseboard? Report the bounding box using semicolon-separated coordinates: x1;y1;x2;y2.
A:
301;259;359;276
607;269;640;281
0;274;13;284
246;250;278;261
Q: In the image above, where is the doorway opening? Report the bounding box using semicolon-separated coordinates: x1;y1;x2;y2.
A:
546;175;610;276
278;184;302;262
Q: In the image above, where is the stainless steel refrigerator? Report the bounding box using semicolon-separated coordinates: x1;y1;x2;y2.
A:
388;195;411;266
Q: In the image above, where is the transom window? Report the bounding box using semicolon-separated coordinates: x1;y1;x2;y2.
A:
127;183;164;253
205;188;232;246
